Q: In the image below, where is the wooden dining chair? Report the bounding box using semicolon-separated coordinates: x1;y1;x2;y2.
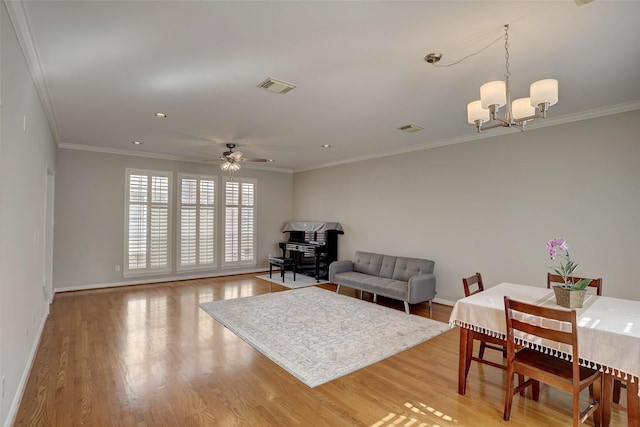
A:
547;272;603;296
547;273;623;403
462;273;506;363
503;296;602;426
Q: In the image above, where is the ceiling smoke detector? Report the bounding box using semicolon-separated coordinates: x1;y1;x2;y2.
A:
398;124;424;133
257;77;297;94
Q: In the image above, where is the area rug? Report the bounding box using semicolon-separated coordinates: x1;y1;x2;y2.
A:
199;287;450;387
256;272;328;289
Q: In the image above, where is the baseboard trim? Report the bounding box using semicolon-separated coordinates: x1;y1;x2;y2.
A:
4;307;49;427
54;268;268;293
433;297;455;307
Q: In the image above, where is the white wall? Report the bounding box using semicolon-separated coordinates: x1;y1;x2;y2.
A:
293;110;640;303
0;2;57;424
53;149;293;290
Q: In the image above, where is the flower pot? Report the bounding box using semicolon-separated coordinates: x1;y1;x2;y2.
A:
553;286;586;309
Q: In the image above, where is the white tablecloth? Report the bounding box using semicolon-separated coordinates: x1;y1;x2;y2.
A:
449;283;640;388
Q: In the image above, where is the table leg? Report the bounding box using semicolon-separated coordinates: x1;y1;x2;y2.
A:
603;372;612;427
629;378;639;427
458;327;472;395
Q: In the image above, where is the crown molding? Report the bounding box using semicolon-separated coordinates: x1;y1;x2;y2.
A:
58;143;294;173
295;100;640;173
4;0;62;144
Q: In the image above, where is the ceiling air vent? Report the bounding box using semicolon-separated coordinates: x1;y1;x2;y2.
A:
398;124;424;133
257;77;297;94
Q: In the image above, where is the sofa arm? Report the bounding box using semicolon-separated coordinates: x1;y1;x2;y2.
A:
407;273;437;304
329;260;354;282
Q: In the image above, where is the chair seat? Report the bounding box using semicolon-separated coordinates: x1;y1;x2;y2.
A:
515;348;600;385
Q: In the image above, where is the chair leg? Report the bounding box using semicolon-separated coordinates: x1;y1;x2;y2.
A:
478;342;487;360
593;376;602;427
573;386;581;427
503;367;515;421
531;379;540;401
404;301;410;314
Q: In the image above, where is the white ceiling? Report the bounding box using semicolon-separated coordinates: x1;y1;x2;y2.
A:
8;0;640;172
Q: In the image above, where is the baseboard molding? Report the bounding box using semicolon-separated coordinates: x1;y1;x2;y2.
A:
4;305;49;427
433;297;455;307
54;267;267;293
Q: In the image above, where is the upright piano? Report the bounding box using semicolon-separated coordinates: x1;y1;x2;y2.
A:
278;221;344;282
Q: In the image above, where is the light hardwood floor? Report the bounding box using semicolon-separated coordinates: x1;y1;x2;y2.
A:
14;274;627;426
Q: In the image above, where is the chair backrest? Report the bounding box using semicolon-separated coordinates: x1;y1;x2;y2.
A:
462;272;484;297
504;296;580;383
547;272;603;296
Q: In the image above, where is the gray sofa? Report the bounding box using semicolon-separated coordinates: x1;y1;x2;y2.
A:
329;251;436;314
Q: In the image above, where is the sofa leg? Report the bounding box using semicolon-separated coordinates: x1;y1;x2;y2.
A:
404;301;410;314
373;294;377;303
429;300;432;316
360;290;364;300
336;284;341;294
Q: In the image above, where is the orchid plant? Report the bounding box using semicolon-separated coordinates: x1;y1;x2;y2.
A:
547;238;592;290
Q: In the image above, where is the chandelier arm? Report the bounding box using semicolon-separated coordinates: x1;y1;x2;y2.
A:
476;121;508;133
515;112;544;123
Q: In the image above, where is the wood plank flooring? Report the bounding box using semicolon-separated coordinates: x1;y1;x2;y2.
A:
14;274;628;426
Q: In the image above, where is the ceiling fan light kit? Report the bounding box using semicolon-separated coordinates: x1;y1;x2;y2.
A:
466;25;558;133
219;143;269;176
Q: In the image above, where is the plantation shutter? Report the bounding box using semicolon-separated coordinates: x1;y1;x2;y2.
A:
125;169;172;276
178;174;216;271
223;178;256;266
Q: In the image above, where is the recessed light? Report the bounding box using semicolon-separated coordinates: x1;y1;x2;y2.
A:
154;112;167;118
321;144;331;148
267;159;274;162
132;141;142;145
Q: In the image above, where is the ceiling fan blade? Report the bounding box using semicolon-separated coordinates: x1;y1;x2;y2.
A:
239;158;268;163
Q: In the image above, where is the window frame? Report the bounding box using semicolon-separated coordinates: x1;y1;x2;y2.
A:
124;168;173;278
222;177;257;268
177;173;218;272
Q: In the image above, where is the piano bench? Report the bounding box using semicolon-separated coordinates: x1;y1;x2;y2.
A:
269;257;296;283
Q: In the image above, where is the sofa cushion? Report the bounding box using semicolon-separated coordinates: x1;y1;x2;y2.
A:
392;257;434;282
333;272;408;300
378;255;397;279
361;276;408;300
353;251;384;276
333;271;377;289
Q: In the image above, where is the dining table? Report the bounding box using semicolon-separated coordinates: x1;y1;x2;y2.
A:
449;282;640;427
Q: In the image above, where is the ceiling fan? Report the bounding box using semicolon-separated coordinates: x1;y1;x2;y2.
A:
219;143;269;174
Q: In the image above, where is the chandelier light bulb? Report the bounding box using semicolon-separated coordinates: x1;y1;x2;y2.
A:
467;100;490;124
512;97;536;120
480;80;506;109
530;79;559;108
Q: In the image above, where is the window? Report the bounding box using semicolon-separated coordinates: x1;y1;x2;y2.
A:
125;169;172;276
178;174;217;271
223;177;256;266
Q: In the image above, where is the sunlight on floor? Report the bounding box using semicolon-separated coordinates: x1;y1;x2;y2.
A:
369;401;457;427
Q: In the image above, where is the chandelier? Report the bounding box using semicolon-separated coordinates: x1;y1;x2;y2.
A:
467;25;558;133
